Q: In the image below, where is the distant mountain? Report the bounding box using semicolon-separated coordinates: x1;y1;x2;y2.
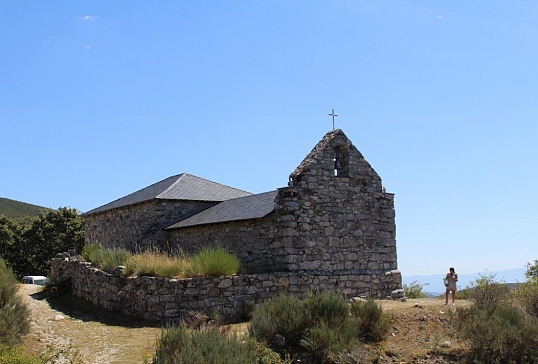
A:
0;197;52;219
403;268;527;295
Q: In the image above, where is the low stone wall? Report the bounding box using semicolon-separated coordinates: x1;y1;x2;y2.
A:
51;254;403;323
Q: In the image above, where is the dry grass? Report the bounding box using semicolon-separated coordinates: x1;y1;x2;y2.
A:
86;245;240;278
124;251;196;278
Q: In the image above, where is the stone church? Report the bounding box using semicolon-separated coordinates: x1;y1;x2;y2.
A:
83;129;399;283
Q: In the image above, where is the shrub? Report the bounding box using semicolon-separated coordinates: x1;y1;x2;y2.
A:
513;280;538;318
249;292;385;362
245;339;289;364
0;257;29;346
468;272;510;310
403;280;429;299
454;287;472;300
454;304;538;363
302;292;359;360
349;299;390;343
302;319;359;359
249;293;311;347
305;290;350;327
152;324;256;364
191;247;240;277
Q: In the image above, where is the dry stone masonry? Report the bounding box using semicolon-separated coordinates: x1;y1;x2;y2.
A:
51;254;402;322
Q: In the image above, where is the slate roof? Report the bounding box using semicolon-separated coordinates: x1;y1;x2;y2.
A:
84;173;252;215
166;190;278;229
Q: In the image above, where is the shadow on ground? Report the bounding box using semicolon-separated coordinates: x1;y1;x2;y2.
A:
30;290;162;329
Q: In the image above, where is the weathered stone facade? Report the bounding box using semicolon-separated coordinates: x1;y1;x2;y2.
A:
79;129;401;313
51;254;402;322
84;199;217;251
167;130;397;277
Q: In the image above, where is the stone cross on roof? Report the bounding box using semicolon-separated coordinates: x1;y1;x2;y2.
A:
328;109;338;130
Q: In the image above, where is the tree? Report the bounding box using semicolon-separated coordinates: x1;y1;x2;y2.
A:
525;260;538;281
16;207;85;277
0;216;18;261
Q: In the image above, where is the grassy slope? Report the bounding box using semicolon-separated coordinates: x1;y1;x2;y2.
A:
0;197;51;218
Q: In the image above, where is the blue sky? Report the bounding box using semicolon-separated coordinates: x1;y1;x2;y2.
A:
1;1;537;276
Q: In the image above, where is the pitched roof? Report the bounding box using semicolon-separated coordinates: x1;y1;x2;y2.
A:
166;190;278;229
84;173;252;215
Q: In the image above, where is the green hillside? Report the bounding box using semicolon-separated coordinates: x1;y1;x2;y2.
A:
0;197;52;219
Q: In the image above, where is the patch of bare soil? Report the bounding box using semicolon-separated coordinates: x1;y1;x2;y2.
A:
19;285;470;363
374;297;471;363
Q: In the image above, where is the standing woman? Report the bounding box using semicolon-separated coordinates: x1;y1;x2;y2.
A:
444;267;458;305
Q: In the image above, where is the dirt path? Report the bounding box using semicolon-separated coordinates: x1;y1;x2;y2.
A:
19;284;161;364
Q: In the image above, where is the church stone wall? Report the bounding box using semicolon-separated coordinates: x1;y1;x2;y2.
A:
84;200;217;251
273;185;396;273
167;216;283;273
167;184;396;276
167;130;397;277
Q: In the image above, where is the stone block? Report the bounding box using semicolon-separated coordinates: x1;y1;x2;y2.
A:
217;278;232;288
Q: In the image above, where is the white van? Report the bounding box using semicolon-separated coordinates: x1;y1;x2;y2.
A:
22;276;49;285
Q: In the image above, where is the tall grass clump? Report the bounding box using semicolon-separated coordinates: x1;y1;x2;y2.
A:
191;247;240;277
0;257;29;346
83;244;131;273
82;243;101;261
83;245;241;278
349;298;391;343
152;323;256;364
124;251;183;278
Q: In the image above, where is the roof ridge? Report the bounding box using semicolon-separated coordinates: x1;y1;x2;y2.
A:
84;172;252;215
156;173;187;199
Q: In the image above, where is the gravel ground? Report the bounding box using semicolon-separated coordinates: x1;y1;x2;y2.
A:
19;284;160;364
